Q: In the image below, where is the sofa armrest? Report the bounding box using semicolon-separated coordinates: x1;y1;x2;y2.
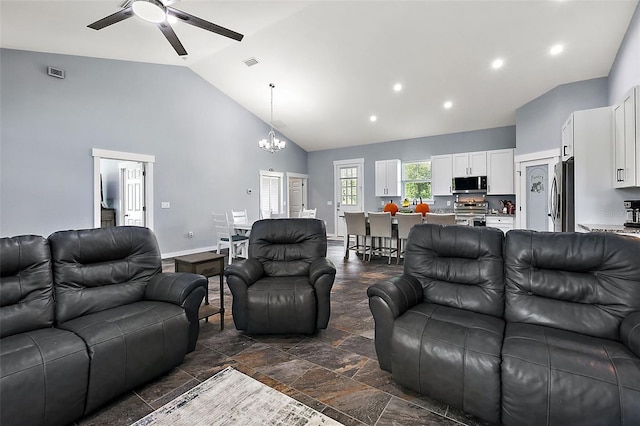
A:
146;272;206;305
367;274;423;319
224;258;264;286
145;272;207;353
309;258;337;286
621;312;640;357
367;274;423;372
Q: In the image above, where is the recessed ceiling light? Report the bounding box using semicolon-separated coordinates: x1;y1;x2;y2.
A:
550;44;564;55
393;83;402;92
444;101;453;109
491;58;504;69
370;115;377;122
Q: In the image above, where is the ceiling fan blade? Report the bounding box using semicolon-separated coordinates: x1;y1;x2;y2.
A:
166;7;244;42
88;7;134;30
157;22;188;56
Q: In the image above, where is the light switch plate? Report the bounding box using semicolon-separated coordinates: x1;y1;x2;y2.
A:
161;202;170;209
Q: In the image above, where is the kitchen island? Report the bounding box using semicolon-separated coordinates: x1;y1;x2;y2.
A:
578;224;640;237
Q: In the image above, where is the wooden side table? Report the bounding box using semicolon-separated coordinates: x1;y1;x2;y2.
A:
174;252;226;329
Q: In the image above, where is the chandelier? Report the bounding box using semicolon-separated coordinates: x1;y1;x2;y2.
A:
258;83;286;153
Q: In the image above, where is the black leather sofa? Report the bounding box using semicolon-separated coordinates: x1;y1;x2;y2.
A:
225;218;336;334
367;224;640;425
0;227;207;426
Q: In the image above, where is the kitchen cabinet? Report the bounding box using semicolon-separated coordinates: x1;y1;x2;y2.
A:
452;151;486;177
487;149;514;195
486;216;514;233
561;115;574;161
375;159;401;197
613;86;638;188
431;154;453;196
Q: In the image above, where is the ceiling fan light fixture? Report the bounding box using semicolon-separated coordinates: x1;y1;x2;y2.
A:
132;0;166;23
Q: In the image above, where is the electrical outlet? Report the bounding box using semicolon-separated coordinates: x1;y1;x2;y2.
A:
161;202;170;209
187;232;194;238
447;201;451;206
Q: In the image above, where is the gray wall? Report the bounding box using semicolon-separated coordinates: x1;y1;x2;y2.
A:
515;77;609;156
0;49;307;255
609;1;640;104
308;126;516;234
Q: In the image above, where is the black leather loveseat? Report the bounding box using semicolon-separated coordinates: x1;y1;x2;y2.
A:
367;224;640;425
0;226;207;426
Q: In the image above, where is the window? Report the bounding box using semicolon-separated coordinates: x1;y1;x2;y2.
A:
260;171;284;215
402;160;432;200
340;166;358;206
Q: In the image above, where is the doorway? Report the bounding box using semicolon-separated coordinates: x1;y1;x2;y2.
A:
287;173;309;218
92;149;155;230
515;150;559;231
334;158;364;237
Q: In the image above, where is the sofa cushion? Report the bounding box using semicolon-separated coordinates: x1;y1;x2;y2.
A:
391;303;504;424
249;219;327;277
501;322;640;426
0;328;89;426
49;227;162;323
246;276;317;334
0;235;54;338
58;301;188;414
504;230;640;340
403;224;505;318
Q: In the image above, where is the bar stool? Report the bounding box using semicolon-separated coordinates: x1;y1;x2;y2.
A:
343;212;369;259
367;211;397;264
395;212;423;264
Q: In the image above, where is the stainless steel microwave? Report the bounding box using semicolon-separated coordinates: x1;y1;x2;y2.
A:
452;176;487;193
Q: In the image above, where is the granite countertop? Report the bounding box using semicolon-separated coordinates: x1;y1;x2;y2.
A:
578;224;640;234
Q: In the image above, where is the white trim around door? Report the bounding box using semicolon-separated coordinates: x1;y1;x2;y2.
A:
92;148;155;230
333;158;365;238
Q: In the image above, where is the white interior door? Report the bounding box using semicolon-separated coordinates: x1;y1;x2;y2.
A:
334;159;364;237
517;156;558;231
120;162;145;226
288;177;304;217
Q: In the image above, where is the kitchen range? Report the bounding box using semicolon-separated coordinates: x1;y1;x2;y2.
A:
454;195;488;226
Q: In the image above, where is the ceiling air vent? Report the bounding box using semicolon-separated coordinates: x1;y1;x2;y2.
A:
47;66;65;79
243;57;259;67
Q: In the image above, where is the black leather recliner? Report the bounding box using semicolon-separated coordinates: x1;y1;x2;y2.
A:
368;224;506;424
225;218;336;334
0;227;207;426
367;224;640;425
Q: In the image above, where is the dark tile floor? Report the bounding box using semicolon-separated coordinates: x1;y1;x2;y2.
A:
76;240;489;426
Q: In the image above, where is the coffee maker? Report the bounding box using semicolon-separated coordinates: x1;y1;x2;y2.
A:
624;200;640;228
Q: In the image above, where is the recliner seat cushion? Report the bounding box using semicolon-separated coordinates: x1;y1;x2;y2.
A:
0;328;89;426
246;276;316;334
391;303;504;424
58;301;188;414
501;322;640;426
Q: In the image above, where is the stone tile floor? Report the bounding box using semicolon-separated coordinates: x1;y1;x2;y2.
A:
77;240;489;426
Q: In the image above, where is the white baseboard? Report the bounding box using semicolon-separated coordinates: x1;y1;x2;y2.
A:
161;245;219;260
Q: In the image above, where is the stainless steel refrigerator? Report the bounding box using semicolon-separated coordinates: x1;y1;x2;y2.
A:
551;158;574;232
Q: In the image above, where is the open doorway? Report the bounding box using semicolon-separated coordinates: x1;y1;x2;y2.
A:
92;149;155;230
515;149;559;231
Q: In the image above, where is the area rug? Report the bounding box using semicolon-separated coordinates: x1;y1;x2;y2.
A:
131;367;343;426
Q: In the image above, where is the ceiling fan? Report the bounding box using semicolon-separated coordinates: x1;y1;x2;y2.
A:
88;0;244;56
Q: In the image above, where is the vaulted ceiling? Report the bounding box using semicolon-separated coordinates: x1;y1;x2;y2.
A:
1;1;637;151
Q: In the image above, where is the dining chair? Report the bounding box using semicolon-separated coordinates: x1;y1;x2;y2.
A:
212;212;249;265
367;211;397;264
343;212;370;259
299;208;317;218
424;213;456;225
231;209;249;225
395;212;423;265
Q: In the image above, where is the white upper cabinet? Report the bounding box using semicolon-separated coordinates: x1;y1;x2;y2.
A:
613;86;638;188
561;115;574;161
487;149;514;195
375;159;401;197
452;151;487;177
431;154;453;196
